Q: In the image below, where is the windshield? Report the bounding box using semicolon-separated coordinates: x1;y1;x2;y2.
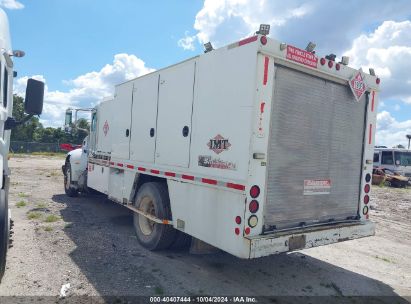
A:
394;151;411;166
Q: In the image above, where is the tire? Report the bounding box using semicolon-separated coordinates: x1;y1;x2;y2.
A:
0;189;9;282
64;162;78;197
133;182;176;250
170;230;192;250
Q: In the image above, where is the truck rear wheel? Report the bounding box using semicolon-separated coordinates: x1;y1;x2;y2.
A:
0;189;9;282
64;162;78;197
133;182;176;250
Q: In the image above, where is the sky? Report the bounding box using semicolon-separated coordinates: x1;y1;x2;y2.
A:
1;0;411;148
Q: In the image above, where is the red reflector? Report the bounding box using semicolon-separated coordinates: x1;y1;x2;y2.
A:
110;162;115;166
249;200;259;213
364;184;370;193
165;172;176;177
235;228;240;235
126;164;134;169
235;216;242;225
227;183;245;191
250;185;260;198
117;163;123;167
364;195;370;204
239;35;258;46
260;36;267;45
202;178;217;185
245;227;251;235
376;78;380;84
320;58;326;65
151;169;160;174
336;63;340;71
182;174;194;181
138;167;146;172
328;60;333;68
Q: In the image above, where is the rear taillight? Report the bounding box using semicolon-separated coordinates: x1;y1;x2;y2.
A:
249;200;259;213
235;216;242;225
260;36;267;45
245;227;251;235
365;173;371;183
364;195;369;204
336;63;340;71
235;228;240;235
250;185;260;198
328;60;333;68
320;58;326;65
376;78;380;85
248;215;258;228
364;184;370;193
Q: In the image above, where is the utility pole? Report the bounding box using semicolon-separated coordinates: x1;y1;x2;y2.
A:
407;134;411;150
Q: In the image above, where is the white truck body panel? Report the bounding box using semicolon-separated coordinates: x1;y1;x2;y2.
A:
82;35;379;258
129;73;158;163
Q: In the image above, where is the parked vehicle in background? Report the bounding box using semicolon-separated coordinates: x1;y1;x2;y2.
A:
62;25;380;259
373;148;411;182
372;167;409;187
0;8;44;282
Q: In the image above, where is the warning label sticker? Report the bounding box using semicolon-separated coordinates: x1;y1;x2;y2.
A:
286;45;318;68
303;179;331;195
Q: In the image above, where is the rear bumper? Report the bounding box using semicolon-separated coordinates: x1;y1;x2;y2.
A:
248;221;375;258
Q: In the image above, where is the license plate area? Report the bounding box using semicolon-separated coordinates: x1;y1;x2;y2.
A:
288;235;306;251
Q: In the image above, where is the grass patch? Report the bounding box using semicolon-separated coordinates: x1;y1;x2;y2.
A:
44;214;60;223
154;287;164;295
36;203;47;208
44;226;53;232
18;192;29;198
374;255;394;263
27;212;42;220
16;201;27;208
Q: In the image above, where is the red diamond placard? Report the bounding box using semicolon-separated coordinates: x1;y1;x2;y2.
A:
349;70;367;102
207;134;231;154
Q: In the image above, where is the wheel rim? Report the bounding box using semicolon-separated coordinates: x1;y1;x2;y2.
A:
138;196;156;236
65;167;71;190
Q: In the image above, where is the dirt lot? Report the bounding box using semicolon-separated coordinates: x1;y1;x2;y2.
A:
0;155;410;301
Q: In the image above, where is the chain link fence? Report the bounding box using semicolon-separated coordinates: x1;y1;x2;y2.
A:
10;141;62;153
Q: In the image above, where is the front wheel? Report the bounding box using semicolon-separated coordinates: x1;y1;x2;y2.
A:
133;182;176;250
64;162;78;197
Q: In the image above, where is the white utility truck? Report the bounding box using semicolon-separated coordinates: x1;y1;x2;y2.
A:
0;8;44;280
63;27;379;258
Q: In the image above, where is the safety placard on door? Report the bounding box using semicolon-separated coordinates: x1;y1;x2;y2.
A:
303;179;331;195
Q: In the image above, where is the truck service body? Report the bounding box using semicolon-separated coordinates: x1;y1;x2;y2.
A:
64;34;379;258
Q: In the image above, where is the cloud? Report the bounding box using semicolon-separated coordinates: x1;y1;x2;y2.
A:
344;20;411;105
0;0;24;9
376;111;411;148
182;0;411;53
178;31;196;51
15;54;154;127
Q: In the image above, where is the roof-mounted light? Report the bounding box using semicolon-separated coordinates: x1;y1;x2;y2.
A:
256;24;270;36
340;56;349;66
369;68;376;76
305;42;316;53
325;54;336;61
204;42;214;53
12;50;25;58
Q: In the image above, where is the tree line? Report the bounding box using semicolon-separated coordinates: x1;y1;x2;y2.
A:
11;95;88;144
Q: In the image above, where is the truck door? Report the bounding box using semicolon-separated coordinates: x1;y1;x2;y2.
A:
155;60;196;167
129;73;159;163
111;81;133;159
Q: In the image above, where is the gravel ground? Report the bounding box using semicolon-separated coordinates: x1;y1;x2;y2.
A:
0;155;410;302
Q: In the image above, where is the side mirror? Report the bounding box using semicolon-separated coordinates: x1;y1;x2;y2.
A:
24;79;44;115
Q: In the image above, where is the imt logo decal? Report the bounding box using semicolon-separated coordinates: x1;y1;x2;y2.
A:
207;134;231;154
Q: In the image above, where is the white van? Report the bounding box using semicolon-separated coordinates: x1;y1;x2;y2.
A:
373;148;411;180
